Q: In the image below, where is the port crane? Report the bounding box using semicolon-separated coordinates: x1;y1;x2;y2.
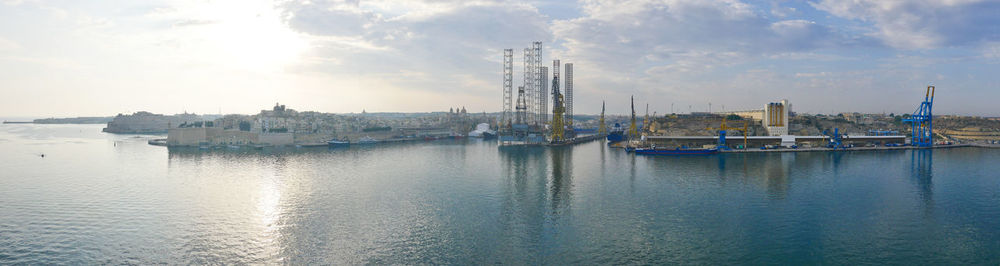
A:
707;117;748;149
550;69;565;142
627;96;639;140
903;86;935;147
598;101;607;136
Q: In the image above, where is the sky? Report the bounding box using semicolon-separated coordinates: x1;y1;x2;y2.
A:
0;0;998;117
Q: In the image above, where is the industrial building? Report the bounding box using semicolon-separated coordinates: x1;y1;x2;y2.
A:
715;99;791;136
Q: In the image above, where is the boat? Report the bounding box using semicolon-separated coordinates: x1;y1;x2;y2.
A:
327;138;350;147
607;123;625;143
481;131;497;140
468;123;497;139
357;136;378;144
635;147;719;155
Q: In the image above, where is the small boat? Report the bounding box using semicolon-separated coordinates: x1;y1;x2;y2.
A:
357;136;378;144
635;147;718;155
327;138;350;147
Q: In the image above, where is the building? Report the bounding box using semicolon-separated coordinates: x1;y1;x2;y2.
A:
762;99;790;136
166;127;292;147
714;99;791;136
103;111;209;134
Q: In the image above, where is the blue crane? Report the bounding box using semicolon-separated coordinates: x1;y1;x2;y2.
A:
903;86;935;147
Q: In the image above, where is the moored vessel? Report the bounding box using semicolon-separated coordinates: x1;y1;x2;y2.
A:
607;124;625;144
327;138;350;147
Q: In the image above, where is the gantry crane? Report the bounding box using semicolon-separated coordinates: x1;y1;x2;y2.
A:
707;117;748;149
903;86;935;147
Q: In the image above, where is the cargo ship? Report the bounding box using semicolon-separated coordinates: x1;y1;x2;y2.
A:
606;123;625;144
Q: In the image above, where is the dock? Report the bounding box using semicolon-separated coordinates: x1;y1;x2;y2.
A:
718;144;972;153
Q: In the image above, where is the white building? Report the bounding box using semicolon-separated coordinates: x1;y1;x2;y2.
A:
762;99;790;136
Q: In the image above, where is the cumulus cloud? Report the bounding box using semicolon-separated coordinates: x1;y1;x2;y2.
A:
552;0;857;73
812;0;1000;49
278;0;550;95
545;0;867;112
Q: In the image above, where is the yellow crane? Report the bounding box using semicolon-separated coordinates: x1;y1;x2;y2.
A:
707;117;749;149
643;103;650;133
627;96;639;139
598;101;607;136
551;94;566;142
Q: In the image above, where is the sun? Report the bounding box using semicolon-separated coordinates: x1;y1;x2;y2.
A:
184;0;308;72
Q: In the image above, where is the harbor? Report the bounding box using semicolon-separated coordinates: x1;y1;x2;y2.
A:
5;122;1000;264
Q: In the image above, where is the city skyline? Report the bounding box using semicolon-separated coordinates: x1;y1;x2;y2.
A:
1;0;999;117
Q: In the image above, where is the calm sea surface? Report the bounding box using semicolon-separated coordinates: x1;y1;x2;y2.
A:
1;124;999;264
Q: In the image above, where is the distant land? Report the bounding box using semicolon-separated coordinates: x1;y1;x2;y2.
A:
33;117;113;124
3;116;113;124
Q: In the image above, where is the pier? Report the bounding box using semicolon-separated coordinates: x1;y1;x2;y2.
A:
718;144;971;153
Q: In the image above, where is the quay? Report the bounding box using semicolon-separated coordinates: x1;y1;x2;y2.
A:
718;144;971;153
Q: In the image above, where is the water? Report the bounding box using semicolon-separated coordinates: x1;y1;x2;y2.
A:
1;124;999;264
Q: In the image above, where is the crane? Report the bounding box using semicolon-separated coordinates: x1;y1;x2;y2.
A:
903;86;935;147
627;96;639;140
598;101;607;136
707;117;748;149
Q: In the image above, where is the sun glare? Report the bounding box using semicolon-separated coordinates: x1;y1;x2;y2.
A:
189;0;307;72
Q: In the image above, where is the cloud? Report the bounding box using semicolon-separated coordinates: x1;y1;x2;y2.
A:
546;0;863;111
171;19;217;28
554;0;858;71
812;0;1000;49
279;0;551;95
0;37;19;51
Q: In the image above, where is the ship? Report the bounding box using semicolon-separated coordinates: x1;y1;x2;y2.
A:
468;123;497;139
327;138;350;147
606;123;625;144
635;147;719;155
481;131;497;140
